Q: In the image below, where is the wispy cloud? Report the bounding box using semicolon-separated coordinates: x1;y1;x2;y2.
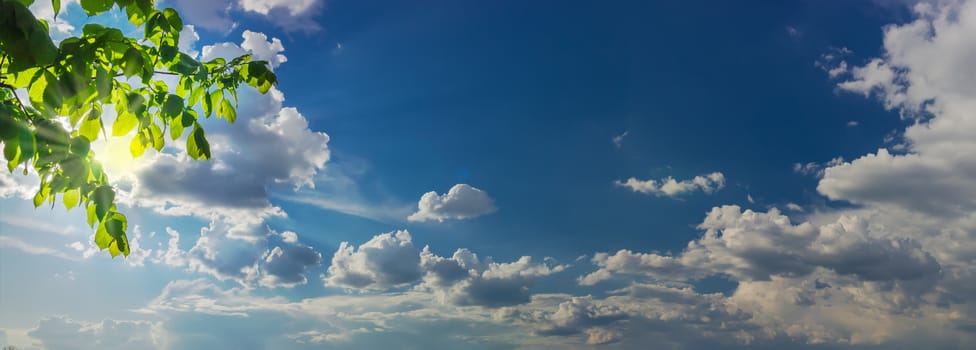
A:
615;172;725;198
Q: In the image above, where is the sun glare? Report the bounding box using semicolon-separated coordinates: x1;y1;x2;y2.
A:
92;135;143;180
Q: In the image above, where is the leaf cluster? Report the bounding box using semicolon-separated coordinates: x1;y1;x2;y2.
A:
0;0;278;258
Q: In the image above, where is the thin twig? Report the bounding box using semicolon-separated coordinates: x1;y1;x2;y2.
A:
1;83;34;123
113;70;179;78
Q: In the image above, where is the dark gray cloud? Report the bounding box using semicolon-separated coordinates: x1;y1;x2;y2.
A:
262;244;324;287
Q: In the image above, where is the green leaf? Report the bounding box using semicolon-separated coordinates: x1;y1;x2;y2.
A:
95;220;111;249
175;76;191;97
129;130;146;157
122;47;144;78
112;112;138;136
220;97;236;123
186;126;210;160
161;94;183;119
79;0;111;14
187;84;203;107
229;53;252;66
60;156;88;187
124;0;152;26
0;109;25;140
33;184;49;207
103;212;128;257
80;107;102;141
7;67;39;88
27;70;62;115
243;61;276;93
52;0;60;18
92;185;114;220
63;188;79;210
3;137;21;163
159;42;178;63
162;7;182;31
69;137;91;155
16;128;35;165
86;202;97;228
41;71;64;114
144;11;168;43
169;112;187;140
0;0;58;72
80;0;113;15
95;67;112;102
150;123;164;151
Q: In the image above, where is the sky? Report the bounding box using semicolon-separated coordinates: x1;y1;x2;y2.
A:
2;0;976;348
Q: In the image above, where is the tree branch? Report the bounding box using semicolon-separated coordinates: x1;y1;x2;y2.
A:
113;70;180;78
0;83;34;123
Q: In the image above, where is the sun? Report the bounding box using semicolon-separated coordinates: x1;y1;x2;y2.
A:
92;134;144;180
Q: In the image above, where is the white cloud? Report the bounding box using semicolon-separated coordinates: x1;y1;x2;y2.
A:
614;172;725;198
280;230;299;243
324;231;567;307
27;0;78;39
324;230;424;290
408;184;497;222
177;25;200;59
172;0;236;32
612;130;628;148
793;157;844;177
0;167;38;200
582;206;940;285
239;0;318;16
237;0;324;32
785;202;804;212
419;247;568;307
201;30;288;68
823;0;976;218
27;316;159;350
154;228;187;267
240;30;288;68
172;0;324;33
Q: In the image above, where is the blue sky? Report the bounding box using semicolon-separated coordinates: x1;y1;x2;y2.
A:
3;0;976;349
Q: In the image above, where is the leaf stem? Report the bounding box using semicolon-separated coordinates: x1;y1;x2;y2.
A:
0;83;34;123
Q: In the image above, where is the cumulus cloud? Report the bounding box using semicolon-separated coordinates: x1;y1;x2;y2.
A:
582;206;940;285
407;184;497;222
173;0;323;33
27;0;78;39
615;172;725;198
324;231;566;307
324;230;424;290
239;0;318;16
821;0;976;218
238;0;324;32
172;0;236;33
260;244;323;287
201;30;288;69
177;25;200;59
419;247;568;307
0;168;38;200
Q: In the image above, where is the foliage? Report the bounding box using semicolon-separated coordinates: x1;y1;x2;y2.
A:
0;0;278;257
